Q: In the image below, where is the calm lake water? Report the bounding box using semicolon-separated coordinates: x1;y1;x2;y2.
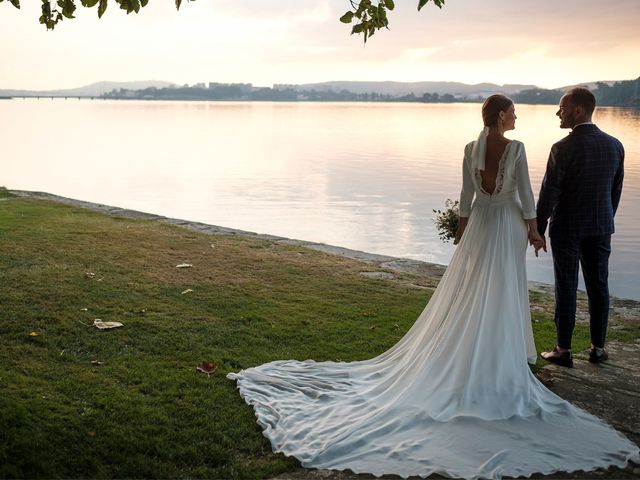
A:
2;99;639;300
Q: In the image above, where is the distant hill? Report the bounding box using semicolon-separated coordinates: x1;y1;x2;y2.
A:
276;81;538;98
559;80;618;91
0;80;174;98
1;78;635;103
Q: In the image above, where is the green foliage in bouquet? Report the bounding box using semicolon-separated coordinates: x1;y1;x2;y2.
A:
432;199;459;243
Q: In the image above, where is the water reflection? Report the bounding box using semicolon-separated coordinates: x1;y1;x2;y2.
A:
2;100;638;299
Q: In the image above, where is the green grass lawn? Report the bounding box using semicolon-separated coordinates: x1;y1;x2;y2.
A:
0;189;636;478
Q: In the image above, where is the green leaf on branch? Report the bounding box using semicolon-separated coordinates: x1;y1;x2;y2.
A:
3;0;195;30
113;0;139;14
339;11;354;23
39;1;57;29
418;0;444;11
1;0;22;9
377;4;387;26
58;0;76;18
341;0;445;43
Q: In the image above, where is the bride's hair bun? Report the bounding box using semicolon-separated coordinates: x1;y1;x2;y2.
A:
482;94;513;127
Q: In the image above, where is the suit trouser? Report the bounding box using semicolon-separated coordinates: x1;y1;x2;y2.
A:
550;234;611;349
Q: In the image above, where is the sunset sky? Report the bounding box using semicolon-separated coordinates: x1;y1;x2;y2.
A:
1;0;638;91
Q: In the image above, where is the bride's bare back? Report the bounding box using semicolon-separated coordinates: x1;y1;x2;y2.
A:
480;135;511;194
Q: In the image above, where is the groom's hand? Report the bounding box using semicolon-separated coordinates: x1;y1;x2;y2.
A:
528;230;547;257
533;237;547;257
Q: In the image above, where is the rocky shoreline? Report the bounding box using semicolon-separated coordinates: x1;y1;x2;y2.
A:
10;189;639;325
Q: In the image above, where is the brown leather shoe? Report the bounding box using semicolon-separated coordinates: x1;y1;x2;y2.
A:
541;347;574;368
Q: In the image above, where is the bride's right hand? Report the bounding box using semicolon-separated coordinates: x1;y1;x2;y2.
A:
454;217;468;245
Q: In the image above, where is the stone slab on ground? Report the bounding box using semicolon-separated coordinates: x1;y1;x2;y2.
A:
537;341;640;446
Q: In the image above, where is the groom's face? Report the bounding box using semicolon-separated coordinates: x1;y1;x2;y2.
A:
556;95;576;129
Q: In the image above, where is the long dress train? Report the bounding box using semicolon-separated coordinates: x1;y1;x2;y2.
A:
227;138;639;479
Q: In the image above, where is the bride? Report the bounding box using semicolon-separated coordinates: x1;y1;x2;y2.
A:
228;95;639;479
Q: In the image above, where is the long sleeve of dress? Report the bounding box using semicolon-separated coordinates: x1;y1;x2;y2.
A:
459;143;475;217
514;143;537;220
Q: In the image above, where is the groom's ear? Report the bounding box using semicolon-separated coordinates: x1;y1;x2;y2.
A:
573;103;588;119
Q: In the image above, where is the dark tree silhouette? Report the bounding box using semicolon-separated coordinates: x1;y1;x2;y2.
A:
0;0;444;42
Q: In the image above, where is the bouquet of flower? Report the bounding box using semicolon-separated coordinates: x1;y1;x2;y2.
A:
432;199;459;243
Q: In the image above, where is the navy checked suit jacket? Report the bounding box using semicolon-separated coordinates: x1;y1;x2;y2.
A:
537;124;624;239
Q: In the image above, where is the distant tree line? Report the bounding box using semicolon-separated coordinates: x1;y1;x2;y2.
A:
594;78;640;106
103;77;640;106
512;88;562;105
512;78;640;106
102;85;462;103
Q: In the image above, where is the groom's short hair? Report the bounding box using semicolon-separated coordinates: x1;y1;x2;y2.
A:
565;87;596;115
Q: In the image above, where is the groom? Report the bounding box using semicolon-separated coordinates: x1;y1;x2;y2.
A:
536;87;624;368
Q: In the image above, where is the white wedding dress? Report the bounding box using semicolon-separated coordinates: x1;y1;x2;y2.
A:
228;136;639;479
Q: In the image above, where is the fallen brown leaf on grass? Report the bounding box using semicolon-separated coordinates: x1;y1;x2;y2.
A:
196;361;217;377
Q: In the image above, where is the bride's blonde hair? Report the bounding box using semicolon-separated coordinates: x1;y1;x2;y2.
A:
482;94;513;127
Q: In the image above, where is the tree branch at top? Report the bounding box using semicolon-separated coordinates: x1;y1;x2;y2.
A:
0;0;444;42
